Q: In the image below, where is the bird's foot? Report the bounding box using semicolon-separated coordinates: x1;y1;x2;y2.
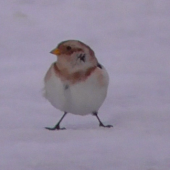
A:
99;123;113;128
45;125;66;130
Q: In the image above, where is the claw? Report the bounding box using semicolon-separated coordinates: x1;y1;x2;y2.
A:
99;123;113;128
45;126;66;130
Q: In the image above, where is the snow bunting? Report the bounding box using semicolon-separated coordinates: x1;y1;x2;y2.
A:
44;40;112;130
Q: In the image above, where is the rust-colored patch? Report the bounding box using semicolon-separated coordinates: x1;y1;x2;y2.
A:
78;41;95;57
95;67;105;86
57;44;83;56
56;40;94;57
53;62;96;84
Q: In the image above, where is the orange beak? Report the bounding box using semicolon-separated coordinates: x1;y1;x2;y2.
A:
50;48;61;55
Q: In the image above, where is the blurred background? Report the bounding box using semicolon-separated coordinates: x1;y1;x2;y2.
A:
0;1;170;169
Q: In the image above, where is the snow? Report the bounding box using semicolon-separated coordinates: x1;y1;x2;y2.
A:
1;0;170;169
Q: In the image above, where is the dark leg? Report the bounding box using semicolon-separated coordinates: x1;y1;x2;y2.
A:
92;112;113;128
45;112;67;130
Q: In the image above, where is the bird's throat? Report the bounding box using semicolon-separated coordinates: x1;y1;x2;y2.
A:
53;62;96;84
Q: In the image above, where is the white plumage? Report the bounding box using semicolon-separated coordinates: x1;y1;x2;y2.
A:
43;40;112;130
44;63;109;115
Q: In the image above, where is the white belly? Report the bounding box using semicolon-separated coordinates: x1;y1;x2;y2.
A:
44;66;109;115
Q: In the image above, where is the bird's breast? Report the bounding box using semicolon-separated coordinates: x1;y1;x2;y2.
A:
44;63;109;115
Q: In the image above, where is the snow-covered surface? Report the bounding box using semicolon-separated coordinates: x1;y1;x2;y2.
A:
1;1;170;169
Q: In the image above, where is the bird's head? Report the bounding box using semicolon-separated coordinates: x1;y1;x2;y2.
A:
50;40;98;72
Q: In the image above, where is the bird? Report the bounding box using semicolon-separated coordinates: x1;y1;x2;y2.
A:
43;40;112;130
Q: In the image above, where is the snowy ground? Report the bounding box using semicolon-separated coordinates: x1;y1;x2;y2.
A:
1;0;170;170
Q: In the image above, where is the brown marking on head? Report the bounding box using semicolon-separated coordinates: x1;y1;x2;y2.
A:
77;40;95;57
55;40;95;57
53;62;96;84
57;44;82;56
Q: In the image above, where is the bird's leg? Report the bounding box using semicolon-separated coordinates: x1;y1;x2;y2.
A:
92;112;113;128
45;112;67;130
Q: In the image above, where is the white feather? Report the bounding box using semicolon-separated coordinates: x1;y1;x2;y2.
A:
44;64;109;115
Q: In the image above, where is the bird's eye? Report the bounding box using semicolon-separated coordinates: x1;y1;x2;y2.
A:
66;46;71;51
